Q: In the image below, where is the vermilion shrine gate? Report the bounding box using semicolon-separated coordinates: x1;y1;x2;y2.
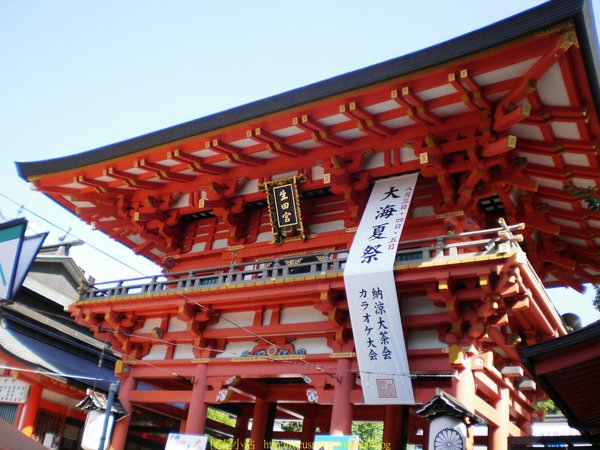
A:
16;0;600;448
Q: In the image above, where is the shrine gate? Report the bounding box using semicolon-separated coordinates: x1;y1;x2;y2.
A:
16;0;600;448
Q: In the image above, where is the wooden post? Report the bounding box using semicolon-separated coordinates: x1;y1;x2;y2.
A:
110;376;136;450
383;405;405;449
300;417;316;447
250;398;272;450
489;386;509;450
185;363;209;435
329;358;354;435
19;382;42;436
232;408;251;449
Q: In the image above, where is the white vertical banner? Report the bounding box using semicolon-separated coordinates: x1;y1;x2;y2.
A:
343;173;418;404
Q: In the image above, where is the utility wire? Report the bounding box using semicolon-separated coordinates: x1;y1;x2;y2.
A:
0;192;383;382
12;298;414;381
0;364;114;382
0;191;147;277
97;325;413;380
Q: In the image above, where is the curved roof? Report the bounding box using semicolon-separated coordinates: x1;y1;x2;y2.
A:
13;0;600;290
16;0;600;179
521;320;600;436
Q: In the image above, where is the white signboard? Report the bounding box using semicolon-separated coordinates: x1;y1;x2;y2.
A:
12;232;47;298
0;377;30;403
81;409;114;450
165;433;208;450
343;173;418;404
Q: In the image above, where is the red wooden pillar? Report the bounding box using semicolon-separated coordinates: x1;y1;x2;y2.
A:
452;354;476;450
185;363;209;435
316;419;330;435
110;376;136;450
300;417;316;447
20;382;42;436
421;422;429;450
453;356;475;409
250;398;272;450
383;405;404;449
232;408;251;449
489;386;509;450
329;358;354;435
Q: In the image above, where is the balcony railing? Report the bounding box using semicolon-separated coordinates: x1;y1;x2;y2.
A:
79;220;524;301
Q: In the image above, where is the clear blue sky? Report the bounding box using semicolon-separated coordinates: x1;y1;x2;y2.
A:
1;1;599;324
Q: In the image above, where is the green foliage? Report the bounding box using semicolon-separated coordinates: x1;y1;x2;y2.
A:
207;407;236;426
536;399;560;414
352;421;384;448
206;408;236;450
280;421;303;432
563;184;600;211
564;184;600;313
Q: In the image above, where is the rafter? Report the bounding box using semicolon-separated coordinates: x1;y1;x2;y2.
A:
493;104;531;132
521;163;575;182
136;160;196;183
91;218;132;230
168;149;228;174
76;204;122;220
133;211;165;222
206;139;262;166
449;70;491;112
105;167;163;190
247;127;305;157
339;102;393;137
496;28;576;112
30;184;89;198
293;115;347;147
391;87;441;126
481;135;518;158
526;105;589;124
493;169;538;192
76;175;130;195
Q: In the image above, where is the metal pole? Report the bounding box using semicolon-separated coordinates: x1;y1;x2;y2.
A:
98;383;117;450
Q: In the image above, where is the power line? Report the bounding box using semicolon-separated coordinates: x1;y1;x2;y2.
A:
0;191;360;382
0;364;114;383
0;191;148;277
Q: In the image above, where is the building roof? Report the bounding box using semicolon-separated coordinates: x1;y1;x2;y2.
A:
0;245;117;393
15;0;600;178
416;389;484;424
521;320;600;436
0;323;115;392
13;0;600;290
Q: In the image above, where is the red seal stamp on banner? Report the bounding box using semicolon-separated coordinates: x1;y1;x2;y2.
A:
376;378;398;398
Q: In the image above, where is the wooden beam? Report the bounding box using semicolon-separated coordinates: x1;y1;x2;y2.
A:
207;139;262;166
339;102;393;137
168;149;228;174
249;128;305;157
481;135;517;157
76;175;129;195
105;167;162;190
497;29;576;111
136;159;196;182
293;115;347;147
493;104;531;132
